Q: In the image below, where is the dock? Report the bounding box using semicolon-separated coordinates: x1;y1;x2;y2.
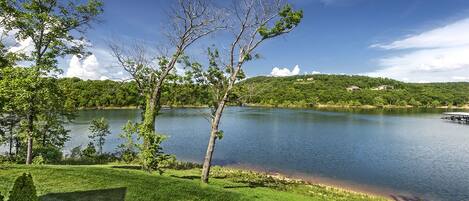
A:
442;112;469;124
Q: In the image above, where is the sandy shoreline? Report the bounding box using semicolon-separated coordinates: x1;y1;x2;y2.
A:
225;163;421;201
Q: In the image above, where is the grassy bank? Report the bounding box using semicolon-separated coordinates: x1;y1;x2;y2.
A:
0;165;387;201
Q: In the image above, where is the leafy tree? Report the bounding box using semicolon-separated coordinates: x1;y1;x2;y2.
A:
8;173;38;201
82;142;96;159
88;117;110;155
196;0;303;183
373;97;386;107
117;121;138;163
0;0;103;164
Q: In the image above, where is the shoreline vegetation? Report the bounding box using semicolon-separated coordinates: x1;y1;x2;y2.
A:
60;74;469;112
80;103;469;110
0;164;389;201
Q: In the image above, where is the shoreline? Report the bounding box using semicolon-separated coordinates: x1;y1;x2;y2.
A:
77;104;469;111
224;163;415;201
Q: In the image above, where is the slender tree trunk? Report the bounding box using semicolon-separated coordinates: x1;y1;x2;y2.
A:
9;124;13;156
201;99;227;183
25;111;34;165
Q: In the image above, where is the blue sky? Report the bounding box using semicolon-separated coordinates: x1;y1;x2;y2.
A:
45;0;469;82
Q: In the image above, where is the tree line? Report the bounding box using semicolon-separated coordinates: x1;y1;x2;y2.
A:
56;74;469;109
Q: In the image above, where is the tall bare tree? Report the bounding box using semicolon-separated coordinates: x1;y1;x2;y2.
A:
110;0;224;172
196;0;303;183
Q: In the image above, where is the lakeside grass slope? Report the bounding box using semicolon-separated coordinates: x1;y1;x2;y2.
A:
0;165;387;201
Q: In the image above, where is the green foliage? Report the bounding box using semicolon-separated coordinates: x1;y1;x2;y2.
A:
8;173;38;201
82;142;97;159
117;121;138;164
159;156;202;170
236;75;469;108
31;156;44;165
54;74;469;110
0;0;103;70
373;97;386;107
215;130;224;140
259;5;303;39
0;41;21;68
138;129;170;174
33;146;62;163
89;117;110;155
0;191;3;201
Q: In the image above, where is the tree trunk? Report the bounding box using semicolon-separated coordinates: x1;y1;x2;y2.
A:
25;112;34;165
9;124;13;156
201;100;226;183
201;127;218;183
26;136;33;164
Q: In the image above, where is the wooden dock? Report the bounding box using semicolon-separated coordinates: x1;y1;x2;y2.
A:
442;112;469;124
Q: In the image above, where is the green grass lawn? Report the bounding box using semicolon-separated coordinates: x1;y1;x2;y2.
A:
0;165;388;201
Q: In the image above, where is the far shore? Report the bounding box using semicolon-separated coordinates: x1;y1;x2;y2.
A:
79;104;469;111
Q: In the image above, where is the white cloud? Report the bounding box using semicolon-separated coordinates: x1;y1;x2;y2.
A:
452;76;469;81
311;70;321;75
65;55;110;80
270;64;300;77
367;17;469;82
372;18;469;50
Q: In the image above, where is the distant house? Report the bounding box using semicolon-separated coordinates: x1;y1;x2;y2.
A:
296;78;304;82
306;77;314;81
372;85;394;91
346;86;361;91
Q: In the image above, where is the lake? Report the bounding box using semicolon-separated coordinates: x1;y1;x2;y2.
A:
64;107;469;201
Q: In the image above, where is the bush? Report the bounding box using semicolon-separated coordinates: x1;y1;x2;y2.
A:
82;142;97;159
160;156;202;170
8;173;38;201
31;156;44;165
33;146;62;163
0;192;4;201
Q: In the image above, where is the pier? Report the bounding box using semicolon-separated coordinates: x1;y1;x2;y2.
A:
442;112;469;124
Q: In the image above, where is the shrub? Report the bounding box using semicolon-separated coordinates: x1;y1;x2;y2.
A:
160;156;202;170
82;142;97;159
31;156;44;165
8;173;38;201
0;192;4;201
33;146;62;163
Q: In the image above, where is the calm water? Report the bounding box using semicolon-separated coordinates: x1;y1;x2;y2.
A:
64;107;469;201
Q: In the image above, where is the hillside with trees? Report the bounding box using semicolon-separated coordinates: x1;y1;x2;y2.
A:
237;74;469;108
57;74;469;109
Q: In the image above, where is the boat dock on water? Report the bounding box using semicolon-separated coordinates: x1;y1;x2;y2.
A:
442;112;469;124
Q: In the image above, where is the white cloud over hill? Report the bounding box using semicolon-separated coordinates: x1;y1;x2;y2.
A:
367;17;469;82
271;64;301;77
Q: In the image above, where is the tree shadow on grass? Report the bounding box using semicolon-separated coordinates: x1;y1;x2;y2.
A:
40;187;126;201
170;175;200;180
111;165;142;170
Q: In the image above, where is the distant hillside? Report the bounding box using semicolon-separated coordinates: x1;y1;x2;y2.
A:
237;74;469;108
58;75;469;109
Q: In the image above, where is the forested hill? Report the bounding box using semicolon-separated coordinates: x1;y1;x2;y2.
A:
238;74;469;107
58;75;469;109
